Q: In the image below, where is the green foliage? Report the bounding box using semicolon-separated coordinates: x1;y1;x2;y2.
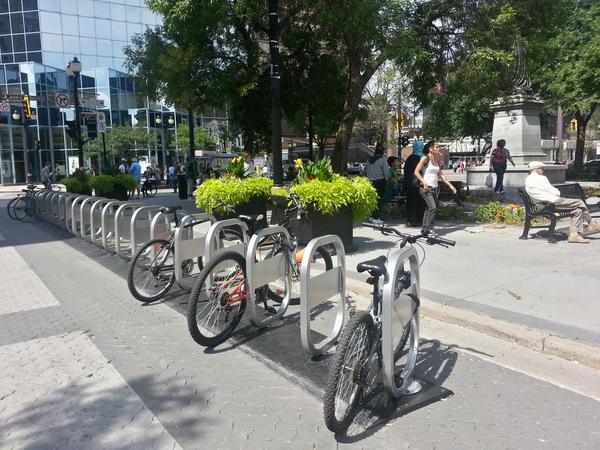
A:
222;156;247;179
473;201;525;225
114;174;138;190
63;169;91;194
89;175;115;193
102;166;121;176
84;125;157;159
436;205;473;223
194;176;273;214
294;156;334;183
175;124;217;155
290;174;377;223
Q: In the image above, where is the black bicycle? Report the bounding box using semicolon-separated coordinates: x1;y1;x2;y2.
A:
186;189;334;347
323;221;455;432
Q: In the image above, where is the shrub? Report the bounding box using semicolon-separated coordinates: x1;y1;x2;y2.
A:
436;204;473;222
113;174;137;190
473;202;525;225
63;177;84;194
294;156;334;183
194;176;273;214
89;175;115;193
222;156;248;179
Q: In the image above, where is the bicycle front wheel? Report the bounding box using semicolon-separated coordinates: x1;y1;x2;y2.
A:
127;239;175;302
187;250;247;347
147;182;158;197
12;196;32;222
323;311;374;433
6;197;21;220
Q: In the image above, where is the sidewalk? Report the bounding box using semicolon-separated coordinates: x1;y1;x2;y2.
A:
1;199;599;449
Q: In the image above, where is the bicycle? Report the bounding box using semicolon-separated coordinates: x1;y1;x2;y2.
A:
186;188;333;347
140;177;158;198
323;221;455;432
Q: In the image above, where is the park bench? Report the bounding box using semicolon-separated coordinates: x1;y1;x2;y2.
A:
518;183;600;243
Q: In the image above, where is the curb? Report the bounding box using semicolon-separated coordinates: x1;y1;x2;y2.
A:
344;276;600;370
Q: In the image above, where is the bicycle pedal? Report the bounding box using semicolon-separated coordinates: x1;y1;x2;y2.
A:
264;305;278;315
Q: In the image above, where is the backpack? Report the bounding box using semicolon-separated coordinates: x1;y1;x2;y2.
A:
491;148;506;166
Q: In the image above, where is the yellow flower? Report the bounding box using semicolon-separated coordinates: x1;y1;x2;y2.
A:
294;158;304;169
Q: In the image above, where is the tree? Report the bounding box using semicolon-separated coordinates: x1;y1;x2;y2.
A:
84;126;156;161
175;124;217;156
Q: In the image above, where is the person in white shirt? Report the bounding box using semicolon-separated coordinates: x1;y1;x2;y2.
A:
243;152;255;177
365;143;391;219
525;161;600;243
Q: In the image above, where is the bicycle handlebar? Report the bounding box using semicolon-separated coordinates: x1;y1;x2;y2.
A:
361;221;456;247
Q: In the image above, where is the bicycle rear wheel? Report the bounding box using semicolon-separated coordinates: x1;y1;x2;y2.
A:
323;311;374;433
127;239;175;302
147;182;158;197
12;196;31;222
6;197;20;220
187;250;247;347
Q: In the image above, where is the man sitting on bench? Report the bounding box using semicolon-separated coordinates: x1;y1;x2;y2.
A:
525;161;600;243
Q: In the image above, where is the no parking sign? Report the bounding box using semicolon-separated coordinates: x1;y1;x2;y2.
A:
54;92;70;108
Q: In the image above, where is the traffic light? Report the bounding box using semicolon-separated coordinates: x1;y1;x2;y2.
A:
569;118;578;133
22;95;33;119
65;120;77;139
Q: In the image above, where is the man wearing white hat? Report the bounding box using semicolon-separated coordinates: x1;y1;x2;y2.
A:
525;161;600;243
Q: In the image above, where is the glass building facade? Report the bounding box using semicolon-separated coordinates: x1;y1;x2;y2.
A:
0;1;231;184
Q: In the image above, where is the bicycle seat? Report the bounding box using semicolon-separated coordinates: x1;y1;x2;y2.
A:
159;206;182;215
238;214;264;225
357;255;388;277
26;184;35;190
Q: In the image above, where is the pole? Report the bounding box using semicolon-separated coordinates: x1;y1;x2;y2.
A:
73;74;83;168
22;120;30;183
307;106;314;161
269;0;283;185
556;103;563;164
102;132;107;169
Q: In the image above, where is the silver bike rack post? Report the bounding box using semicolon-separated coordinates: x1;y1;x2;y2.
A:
34;190;50;219
70;195;91;235
61;193;80;230
381;245;422;398
173;213;217;287
101;201;125;251
88;198;111;244
130;206;164;258
150;211;173;240
114;203;140;259
43;191;55;220
79;197;97;239
246;226;292;328
299;235;346;356
50;192;63;224
204;218;250;261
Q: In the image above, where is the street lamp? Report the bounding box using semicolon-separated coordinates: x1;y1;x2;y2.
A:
12;109;32;184
66;56;83;168
155;115;167;168
168;116;175;125
551;135;558;164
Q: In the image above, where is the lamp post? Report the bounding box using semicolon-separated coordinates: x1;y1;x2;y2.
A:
12;109;31;183
551;135;557;164
66;56;83;168
155;115;167;169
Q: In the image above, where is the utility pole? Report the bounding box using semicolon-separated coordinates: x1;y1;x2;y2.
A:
268;0;283;185
555;103;563;164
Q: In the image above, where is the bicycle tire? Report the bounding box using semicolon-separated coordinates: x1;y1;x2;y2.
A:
127;239;175;302
12;196;30;221
323;311;374;433
6;197;20;220
187;250;247;347
267;246;333;305
147;183;158;197
20;196;36;222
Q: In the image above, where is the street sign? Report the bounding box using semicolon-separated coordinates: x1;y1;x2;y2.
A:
97;112;107;133
81;98;104;107
0;101;8;112
55;92;70;108
1;94;44;103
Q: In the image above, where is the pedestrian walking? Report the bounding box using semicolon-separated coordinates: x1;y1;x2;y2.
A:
403;140;426;227
525;161;600;243
365;143;390;220
489;139;515;194
40;161;52;187
413;141;457;235
185;156;197;199
168;162;178;193
129;158;142;199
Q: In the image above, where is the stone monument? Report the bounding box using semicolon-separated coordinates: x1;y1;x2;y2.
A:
467;38;566;186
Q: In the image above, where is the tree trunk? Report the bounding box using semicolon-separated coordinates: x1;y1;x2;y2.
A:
574;104;597;171
307;106;314;162
187;109;195;159
332;77;364;172
268;0;283;185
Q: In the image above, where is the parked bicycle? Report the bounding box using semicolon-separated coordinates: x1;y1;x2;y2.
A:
140;177;158;198
186;188;333;347
7;183;59;222
323;221;455;432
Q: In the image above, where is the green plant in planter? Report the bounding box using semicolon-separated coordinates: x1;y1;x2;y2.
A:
195;176;273;214
63;168;91;194
295;156;334;183
222;156;248;179
62;177;84;194
113;174;137;191
89;175;115;194
473;201;525;225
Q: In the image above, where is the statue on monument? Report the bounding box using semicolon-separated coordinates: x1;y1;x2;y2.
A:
508;35;533;96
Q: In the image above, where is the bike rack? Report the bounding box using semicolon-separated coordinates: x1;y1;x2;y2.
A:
173;213;217;287
129;206;164;259
381;245;422;398
34;190;50;219
299;235;346;356
70;195;92;235
79;197;97;240
246;226;292;328
62;193;81;231
204;218;250;261
114;203;140;259
101;201;129;252
88;198;111;244
49;192;63;224
150;211;173;240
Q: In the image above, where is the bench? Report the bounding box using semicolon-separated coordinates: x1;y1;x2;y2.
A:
518;183;600;243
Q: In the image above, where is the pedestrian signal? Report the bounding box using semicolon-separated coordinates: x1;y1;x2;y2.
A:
569;119;578;133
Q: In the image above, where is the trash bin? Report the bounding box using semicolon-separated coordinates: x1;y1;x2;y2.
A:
177;174;187;199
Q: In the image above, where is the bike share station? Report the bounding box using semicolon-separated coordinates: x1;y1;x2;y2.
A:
29;191;450;425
